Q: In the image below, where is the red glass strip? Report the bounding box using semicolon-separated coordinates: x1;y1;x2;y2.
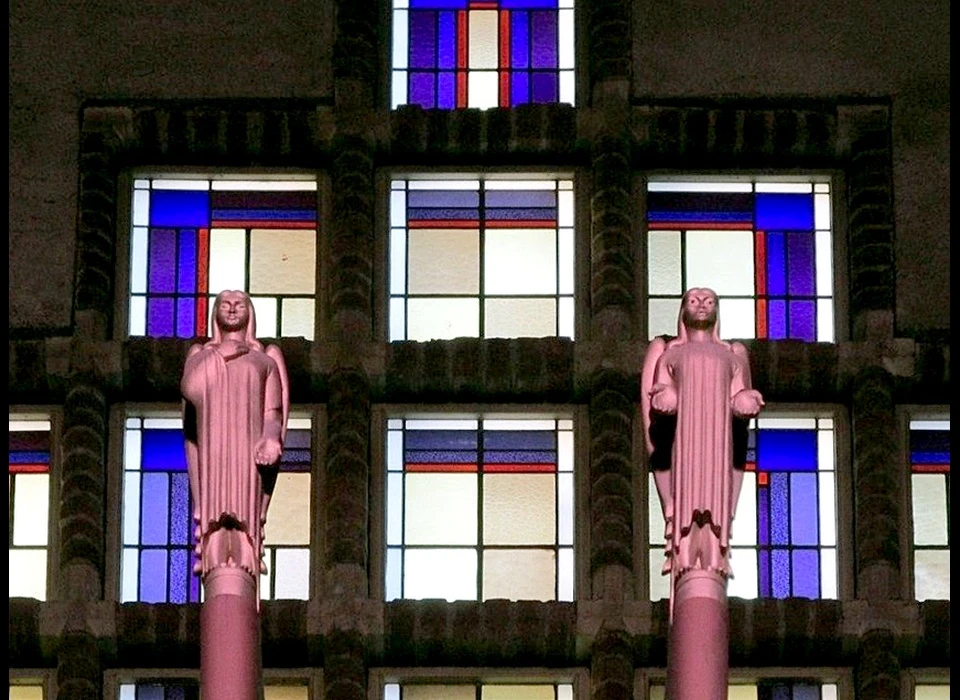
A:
756;298;767;338
912;463;950;474
196;228;209;336
499;10;510;106
209;220;316;229
8;463;49;474
754;230;766;294
648;221;754;230
483;463;555;472
406;463;478;472
470;1;498;7
408;220;480;229
744;461;757;472
485;219;556;228
457;11;468;108
757;471;769;486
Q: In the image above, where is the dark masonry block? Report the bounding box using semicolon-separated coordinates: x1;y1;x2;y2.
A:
655;110;682;154
486;108;512;156
453;109;482;154
261;600;310;668
683;108;709;155
427;110;451;155
8;598;44;667
917;600;950;665
773;110;799;154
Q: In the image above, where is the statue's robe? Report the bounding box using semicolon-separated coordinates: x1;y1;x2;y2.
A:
182;345;283;576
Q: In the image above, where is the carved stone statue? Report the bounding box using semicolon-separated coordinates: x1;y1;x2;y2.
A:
641;288;764;601
181;289;290;587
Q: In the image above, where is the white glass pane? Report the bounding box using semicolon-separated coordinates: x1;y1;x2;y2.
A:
485;229;557;294
685;230;755;296
648;230;682;295
130;226;148;294
483;419;555;430
407;298;480;340
210;179;316;191
730;472;756;546
142;417;181;429
817;299;834;342
122;472;141;546
468;11;498;68
129;296;146;336
727;686;758;700
648;181;752;193
556;431;574;476
249;229;316;295
915;685;951;700
558;547;574;601
208;229;247;293
404;548;477;601
483;473;555;545
280;298;315;340
648;473;666;542
557;685;574;700
12;474;49;546
250;297;278;338
468;71;499;109
483;548;555;601
814;183;830;193
264;473;310;545
273;548;310;599
121;548;139;601
649;549;670;601
407;419;478;430
914;550;950;600
717;298;755;340
821;547;838;598
151;179;209;190
484;298;556;338
558;297;574;339
912;474;948;545
754;182;812;193
124;426;142;469
560;70;576;104
757;417;817;429
264;686;309;700
387;473;403;545
815;192;832;229
822;685;838;700
385;684;400;700
818;473;837;547
727;548;758;599
387;430;403;471
392;70;407;109
286;416;311;430
558;227;574;294
409;180;480;190
392;9;408;69
815;229;834;295
9;419;51;431
558;189;574;227
260;549;273;599
485;180;556;190
649;686;666;700
9;549;47;599
386;548;402;600
404;473;477;545
648;298;680;338
408;229;479;294
132;189;150;226
818;417;834;430
911;420;950;431
558;8;574;68
390;228;407;294
390;297;406;341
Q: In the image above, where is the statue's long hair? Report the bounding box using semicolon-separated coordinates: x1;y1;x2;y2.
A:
671;287;729;348
208;290;264;352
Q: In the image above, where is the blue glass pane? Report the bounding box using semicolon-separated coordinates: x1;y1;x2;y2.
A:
758;430;817;472
140;549;168;602
9;450;50;464
511;12;530;69
410;12;437;69
438;12;456;69
141;472;170;546
485;449;556;463
766;231;787;295
406;430;478;449
176;297;195;339
409;190;481;208
787;232;815;295
793;684;821;700
137;685;165;700
485;190;556;208
150;190;210;228
757;484;770;545
437;72;456;108
177;229;197;294
768;300;787;339
170;472;191;545
772;548;790;598
792;549;819;598
910;430;950;463
142;430;188;472
406;450;478;463
788;300;816;342
789;473;819;545
285;429;312;449
149;229;177;294
755;193;814;231
483;430;554;449
280;449;311;471
759;548;771;596
147;298;175;337
770;473;789;545
410;0;468;7
169;548;188;603
410;72;435;108
190;566;201;602
511;72;530;105
503;0;560;7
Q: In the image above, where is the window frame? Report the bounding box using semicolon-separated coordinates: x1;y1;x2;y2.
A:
8;669;57;700
103;668;322;700
637;667;854;700
370;667;589;700
901;668;951;700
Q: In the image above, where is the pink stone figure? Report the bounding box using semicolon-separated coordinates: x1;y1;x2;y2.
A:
181;290;289;700
641;288;764;700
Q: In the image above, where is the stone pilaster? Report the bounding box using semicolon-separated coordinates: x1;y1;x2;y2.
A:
586;0;632;101
856;629;901;700
56;631;102;700
332;0;379;109
590;629;633;700
323;629;367;700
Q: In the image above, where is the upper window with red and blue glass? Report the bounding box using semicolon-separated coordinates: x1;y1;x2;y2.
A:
391;0;575;110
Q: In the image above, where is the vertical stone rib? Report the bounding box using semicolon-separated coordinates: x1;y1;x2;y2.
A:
588;370;635;588
56;631;102;700
333;1;379;106
323;629;367;700
856;629;901;700
590;629;634;700
587;0;632;89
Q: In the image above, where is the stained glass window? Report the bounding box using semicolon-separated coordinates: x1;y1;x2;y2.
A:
118;682;308;700
386;417;574;601
9;417;52;600
391;0;575;110
385;683;574;700
646;178;834;342
650;681;838;700
129;177;318;340
915;685;950;700
120;415;313;602
910;419;950;600
649;416;837;601
389;177;575;341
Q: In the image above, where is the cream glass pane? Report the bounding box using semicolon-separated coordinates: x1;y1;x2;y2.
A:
468;72;499;109
280;298;315;340
716;298;754;340
557;430;573;472
814;183;830;193
755;182;812;193
264;473;310;545
390;298;406;341
387;473;403;545
263;686;309;700
273;548;310;599
727;687;758;700
648;298;679;339
558;547;574;601
484;298;556;338
483;473;555;545
485;229;556;294
730;472;756;546
208;229;247;293
483;686;555;700
649;686;666;700
9;549;46;599
392;70;407;109
408;229;480;294
405;686;475;700
815;229;833;295
386;548;402;600
822;684;838;700
142;417;181;429
821;547;838;598
648;181;752;193
251;297;278;338
817;299;834;342
468;11;498;68
818;427;835;470
685;230;755;296
12;474;49;546
648;230;682;295
648;474;665;542
392;9;408;69
915;686;951;700
249;229;316;294
558;472;574;545
152;179;209;190
122;471;141;545
211;180;316;191
129;297;146;335
818;473;837;547
483;548;555;601
757;417;816;429
405;473;478;545
130;226;148;294
390;228;407;294
914;550;950;600
9;687;44;700
132;189;150;226
404;548;477;601
558;227;574;294
648;549;669;601
912;474;948;545
407;298;480;340
726;548;758;599
121;548;139;601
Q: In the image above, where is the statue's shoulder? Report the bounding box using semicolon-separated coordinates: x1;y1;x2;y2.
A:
186;342;206;358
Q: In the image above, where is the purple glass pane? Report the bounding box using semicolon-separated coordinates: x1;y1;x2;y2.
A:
177;229;197;294
759;549;771;596
141;429;189;472
137;686;165;700
438;12;456;69
406;449;478;463
169;548;188;603
409;190;481;208
766;231;786;295
789;473;819;545
793;684;821;700
150;190;210;228
410;0;467;7
407;430;478;449
483;430;554;449
280;449;311;471
485;190;556;208
770;472;789;545
149;229;177;294
758;483;770;545
437;71;456;108
139;549;168;602
176;297;195;339
285;429;312;449
409;72;436;108
170;472;191;545
503;0;560;7
758;429;817;472
768;300;787;339
531;72;558;102
755;193;814;231
530;11;557;68
141;472;170;546
189;566;201;602
787;232;815;295
484;450;556;463
788;300;816;342
511;11;529;69
167;687;187;700
487;207;556;221
791;549;819;598
772;548;790;598
147;298;175;337
410;12;437;69
511;72;530;105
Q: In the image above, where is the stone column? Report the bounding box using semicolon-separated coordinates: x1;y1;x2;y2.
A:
590;629;633;700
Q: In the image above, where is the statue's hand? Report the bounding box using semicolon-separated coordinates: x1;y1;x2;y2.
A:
650;383;679;414
255;437;283;466
732;389;765;417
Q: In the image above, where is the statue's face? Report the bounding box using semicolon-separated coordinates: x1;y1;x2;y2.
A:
215;291;251;332
681;288;718;329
